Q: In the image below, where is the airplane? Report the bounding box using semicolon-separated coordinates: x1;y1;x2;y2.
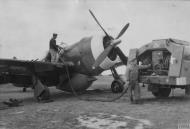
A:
0;10;129;101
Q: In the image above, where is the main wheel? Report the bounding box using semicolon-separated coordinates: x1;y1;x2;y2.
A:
111;80;124;93
152;87;171;98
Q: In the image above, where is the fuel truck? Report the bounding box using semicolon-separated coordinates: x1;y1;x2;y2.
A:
128;38;190;98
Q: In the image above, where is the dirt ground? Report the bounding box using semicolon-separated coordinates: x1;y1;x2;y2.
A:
0;76;190;129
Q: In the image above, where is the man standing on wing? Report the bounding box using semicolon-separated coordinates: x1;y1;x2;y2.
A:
49;33;59;63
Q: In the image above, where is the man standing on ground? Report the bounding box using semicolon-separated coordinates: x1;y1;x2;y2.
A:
49;33;59;63
125;58;151;104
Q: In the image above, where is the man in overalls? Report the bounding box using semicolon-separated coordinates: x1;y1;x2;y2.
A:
125;57;151;104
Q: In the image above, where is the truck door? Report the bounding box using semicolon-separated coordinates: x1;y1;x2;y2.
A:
168;45;184;77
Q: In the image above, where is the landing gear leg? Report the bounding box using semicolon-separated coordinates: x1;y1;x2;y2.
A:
110;67;125;93
33;76;50;102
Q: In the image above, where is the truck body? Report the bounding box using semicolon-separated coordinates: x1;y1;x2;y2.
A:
128;39;190;97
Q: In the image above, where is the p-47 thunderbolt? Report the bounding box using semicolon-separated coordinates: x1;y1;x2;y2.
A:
0;10;128;101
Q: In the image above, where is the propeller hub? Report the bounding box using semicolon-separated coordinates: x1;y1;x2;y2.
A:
110;39;121;46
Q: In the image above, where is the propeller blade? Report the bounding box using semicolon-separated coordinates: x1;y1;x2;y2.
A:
92;39;121;69
89;10;129;68
92;23;129;68
92;45;114;69
115;23;129;39
89;9;110;38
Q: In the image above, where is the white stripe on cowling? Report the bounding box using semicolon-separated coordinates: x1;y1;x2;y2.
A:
91;35;104;60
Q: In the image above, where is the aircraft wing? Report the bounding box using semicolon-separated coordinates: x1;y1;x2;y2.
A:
0;58;72;72
0;59;74;85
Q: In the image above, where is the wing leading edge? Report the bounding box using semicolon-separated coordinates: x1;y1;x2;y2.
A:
0;59;73;86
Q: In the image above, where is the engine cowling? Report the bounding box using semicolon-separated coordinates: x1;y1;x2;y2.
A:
59;35;121;76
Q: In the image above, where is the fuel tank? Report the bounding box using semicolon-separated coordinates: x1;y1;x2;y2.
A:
57;73;97;92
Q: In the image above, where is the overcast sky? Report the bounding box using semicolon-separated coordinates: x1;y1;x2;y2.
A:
0;0;190;74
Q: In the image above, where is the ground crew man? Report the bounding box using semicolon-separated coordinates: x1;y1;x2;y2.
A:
125;58;151;104
49;33;59;63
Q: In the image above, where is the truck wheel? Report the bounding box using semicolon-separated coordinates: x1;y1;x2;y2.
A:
152;88;171;98
152;92;160;97
111;80;124;93
185;86;190;95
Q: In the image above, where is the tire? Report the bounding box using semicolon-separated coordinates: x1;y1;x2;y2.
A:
111;80;124;93
152;87;171;98
152;91;160;97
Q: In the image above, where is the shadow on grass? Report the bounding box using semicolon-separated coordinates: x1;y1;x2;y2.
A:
141;95;190;104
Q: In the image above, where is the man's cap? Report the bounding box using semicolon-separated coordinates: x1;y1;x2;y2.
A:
53;33;58;36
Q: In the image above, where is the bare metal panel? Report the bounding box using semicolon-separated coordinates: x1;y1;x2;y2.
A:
168;44;183;77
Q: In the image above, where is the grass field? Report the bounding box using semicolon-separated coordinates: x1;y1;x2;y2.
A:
0;76;190;129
